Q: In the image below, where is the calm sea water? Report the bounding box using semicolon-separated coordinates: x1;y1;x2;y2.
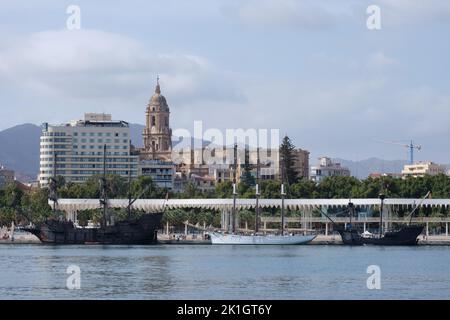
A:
0;244;449;300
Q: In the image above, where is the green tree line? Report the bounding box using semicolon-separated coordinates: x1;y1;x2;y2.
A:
2;174;450;227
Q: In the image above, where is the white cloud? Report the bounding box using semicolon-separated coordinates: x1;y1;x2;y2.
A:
378;0;450;26
368;52;397;69
222;0;336;30
0;29;243;103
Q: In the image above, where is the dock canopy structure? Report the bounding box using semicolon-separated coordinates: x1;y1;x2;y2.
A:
53;198;450;213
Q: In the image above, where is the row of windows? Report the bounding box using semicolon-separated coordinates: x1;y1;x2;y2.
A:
40;151;67;155
74;152;129;156
143;175;174;181
41;164;137;169
41;138;70;143
40;171;138;180
41;145;70;149
42;132;66;137
74;132;128;137
41;151;130;156
41;157;136;162
142;168;173;174
75;145;128;150
74;138;129;144
41;170;136;175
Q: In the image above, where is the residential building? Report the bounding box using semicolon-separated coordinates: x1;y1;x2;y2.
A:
172;146;309;187
401;161;447;178
212;167;233;184
138;160;175;189
39;113;138;187
290;149;310;180
0;165;14;189
369;172;402;179
173;173;188;193
310;157;351;183
190;174;216;192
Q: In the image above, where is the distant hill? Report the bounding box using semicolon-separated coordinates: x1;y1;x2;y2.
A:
333;157;409;179
129;123;145;147
0;123;443;182
0;123;42;181
0;123;145;182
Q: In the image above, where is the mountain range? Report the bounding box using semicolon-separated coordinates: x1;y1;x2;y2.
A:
333;158;409;179
0;123;145;181
0;123;439;182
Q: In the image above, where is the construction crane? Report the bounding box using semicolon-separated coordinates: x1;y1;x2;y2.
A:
374;139;421;165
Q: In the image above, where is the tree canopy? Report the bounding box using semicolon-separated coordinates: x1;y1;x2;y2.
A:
2;173;450;226
279;135;298;185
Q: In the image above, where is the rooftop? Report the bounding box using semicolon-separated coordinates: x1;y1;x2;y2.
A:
43;113;129;130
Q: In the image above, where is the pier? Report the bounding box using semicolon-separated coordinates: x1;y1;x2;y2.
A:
54;198;450;241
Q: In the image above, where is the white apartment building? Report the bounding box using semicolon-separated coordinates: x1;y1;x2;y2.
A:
138;159;175;189
401;161;447;178
39;113;138;187
310;157;350;183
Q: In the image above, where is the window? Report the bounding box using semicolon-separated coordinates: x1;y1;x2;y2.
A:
151;116;156;126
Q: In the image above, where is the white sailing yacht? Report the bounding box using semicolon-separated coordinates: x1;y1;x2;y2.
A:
209;232;316;245
209;146;316;245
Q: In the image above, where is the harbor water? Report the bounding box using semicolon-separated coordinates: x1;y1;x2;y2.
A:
0;244;449;300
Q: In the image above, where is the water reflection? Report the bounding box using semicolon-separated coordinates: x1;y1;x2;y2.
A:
1;245;450;299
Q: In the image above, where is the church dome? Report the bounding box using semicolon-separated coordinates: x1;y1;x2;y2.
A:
149;80;169;111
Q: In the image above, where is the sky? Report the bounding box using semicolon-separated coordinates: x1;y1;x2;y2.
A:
0;0;450;164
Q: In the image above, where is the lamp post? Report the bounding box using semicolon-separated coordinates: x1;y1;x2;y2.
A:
281;184;286;235
379;193;386;237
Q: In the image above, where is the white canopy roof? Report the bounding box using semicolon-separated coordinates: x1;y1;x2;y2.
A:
52;198;450;213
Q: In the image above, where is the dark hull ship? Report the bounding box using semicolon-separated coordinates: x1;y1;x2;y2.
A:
324;193;429;246
336;228;364;246
337;225;424;246
25;214;163;245
26;146;164;245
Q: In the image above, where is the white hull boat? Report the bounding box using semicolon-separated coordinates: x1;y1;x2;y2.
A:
209;232;316;245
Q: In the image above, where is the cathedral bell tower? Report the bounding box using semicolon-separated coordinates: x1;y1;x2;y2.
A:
141;77;172;161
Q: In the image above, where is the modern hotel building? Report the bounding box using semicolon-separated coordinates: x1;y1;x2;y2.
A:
38;113;138;187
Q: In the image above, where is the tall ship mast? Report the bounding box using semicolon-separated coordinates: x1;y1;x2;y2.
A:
254;147;260;234
208;145;316;245
331;192;429;246
25;145;163;245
